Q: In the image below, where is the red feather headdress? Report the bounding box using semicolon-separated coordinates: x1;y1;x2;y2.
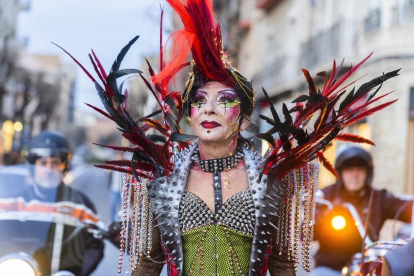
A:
152;0;254;106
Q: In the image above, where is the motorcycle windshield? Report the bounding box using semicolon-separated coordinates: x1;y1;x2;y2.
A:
0;164;101;275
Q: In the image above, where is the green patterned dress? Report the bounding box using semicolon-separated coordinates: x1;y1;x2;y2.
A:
179;190;255;275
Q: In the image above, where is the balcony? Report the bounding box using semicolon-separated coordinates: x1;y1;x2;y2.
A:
299;19;357;71
256;0;283;12
252;57;286;93
300;23;341;70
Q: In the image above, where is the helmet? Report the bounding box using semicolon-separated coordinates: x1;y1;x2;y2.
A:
25;131;71;172
335;146;374;186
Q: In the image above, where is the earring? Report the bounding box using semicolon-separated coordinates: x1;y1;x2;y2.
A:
225;125;239;139
186;116;192;126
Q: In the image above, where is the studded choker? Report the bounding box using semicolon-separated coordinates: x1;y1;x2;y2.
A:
191;146;244;215
191;146;244;173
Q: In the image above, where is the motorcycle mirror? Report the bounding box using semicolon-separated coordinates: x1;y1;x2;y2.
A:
52;271;76;276
107;221;122;248
316;189;325;199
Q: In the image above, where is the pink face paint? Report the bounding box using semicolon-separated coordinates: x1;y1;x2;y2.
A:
190;107;196;117
223;105;240;125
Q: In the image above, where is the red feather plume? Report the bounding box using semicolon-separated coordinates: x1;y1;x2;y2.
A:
316;151;339;179
257;54;399;179
335;133;375;146
152;0;234;88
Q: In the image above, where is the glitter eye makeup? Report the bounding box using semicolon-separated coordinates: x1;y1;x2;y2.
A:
217;90;240;114
190;88;240;114
191;91;208;110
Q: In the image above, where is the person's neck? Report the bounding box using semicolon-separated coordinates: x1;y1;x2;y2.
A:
198;135;238;160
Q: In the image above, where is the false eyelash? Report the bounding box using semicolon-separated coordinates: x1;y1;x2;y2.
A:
193;95;207;102
217;95;237;103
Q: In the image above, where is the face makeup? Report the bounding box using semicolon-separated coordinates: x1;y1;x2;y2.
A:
190;82;242;143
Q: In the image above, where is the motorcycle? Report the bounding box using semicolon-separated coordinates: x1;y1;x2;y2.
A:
0;164;121;276
346;199;414;276
316;191;414;276
316;191;374;275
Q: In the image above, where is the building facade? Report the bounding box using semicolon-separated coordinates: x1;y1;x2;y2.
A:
0;0;30;117
233;0;414;193
0;0;30;163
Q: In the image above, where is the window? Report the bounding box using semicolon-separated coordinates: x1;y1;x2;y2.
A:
393;0;414;25
365;8;381;32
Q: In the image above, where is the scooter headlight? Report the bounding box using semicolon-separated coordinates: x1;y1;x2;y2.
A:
331;215;346;230
0;258;37;276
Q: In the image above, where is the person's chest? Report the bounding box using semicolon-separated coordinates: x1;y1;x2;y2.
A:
185;165;249;214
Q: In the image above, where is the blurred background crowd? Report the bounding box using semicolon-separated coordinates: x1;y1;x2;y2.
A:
1;0;414;275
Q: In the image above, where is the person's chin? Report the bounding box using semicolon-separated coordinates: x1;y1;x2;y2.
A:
198;131;227;142
38;182;60;189
35;177;61;189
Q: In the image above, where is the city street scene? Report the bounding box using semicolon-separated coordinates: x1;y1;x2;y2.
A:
1;0;414;275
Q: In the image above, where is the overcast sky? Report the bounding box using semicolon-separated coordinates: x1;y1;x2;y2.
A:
17;0;171;114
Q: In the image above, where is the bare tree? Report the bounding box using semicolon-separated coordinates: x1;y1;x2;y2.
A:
33;72;61;130
0;35;17;116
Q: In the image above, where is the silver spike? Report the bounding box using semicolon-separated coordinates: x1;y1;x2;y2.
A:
269;222;278;230
268;203;278;209
154;221;165;227
154;213;163;220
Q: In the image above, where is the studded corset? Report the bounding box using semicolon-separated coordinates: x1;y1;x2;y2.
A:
178;189;256;275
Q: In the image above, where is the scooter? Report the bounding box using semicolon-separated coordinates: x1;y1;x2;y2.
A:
0;164;121;276
0;222;121;276
316;193;373;275
316;190;413;276
347;199;414;276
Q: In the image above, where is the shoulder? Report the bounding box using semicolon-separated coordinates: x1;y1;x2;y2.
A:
374;188;397;200
62;185;98;214
321;182;339;196
147;173;182;200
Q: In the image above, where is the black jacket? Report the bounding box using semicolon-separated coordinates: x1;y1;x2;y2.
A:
314;183;412;271
19;184;105;276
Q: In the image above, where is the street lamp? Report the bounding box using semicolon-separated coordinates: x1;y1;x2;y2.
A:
13;121;23;132
2;120;15;153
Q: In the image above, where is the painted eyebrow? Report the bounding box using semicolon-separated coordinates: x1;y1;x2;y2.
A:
218;89;237;94
194;89;208;95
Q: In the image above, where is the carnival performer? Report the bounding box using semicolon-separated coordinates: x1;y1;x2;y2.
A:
55;1;400;275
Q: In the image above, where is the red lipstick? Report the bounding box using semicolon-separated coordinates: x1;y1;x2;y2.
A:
201;121;221;129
